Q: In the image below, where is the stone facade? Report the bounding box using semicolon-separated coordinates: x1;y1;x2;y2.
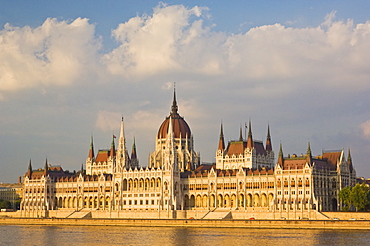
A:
20;90;356;218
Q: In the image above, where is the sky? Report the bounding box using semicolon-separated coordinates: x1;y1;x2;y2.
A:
1;1;370;183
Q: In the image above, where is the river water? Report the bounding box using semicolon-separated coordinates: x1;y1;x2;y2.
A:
1;225;370;246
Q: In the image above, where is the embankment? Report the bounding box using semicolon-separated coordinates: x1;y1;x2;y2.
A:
1;217;370;230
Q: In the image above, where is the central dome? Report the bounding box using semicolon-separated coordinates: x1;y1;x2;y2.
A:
157;90;191;139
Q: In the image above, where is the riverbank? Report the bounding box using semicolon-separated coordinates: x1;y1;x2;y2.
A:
1;217;370;230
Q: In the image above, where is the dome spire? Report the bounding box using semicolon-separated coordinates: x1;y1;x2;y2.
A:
157;86;191;139
171;82;178;116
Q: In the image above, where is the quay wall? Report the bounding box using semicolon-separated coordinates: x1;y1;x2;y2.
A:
322;212;370;220
4;210;369;221
1;217;370;230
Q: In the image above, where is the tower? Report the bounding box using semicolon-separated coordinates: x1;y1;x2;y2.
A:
116;117;130;171
86;135;95;175
216;123;225;169
149;87;200;171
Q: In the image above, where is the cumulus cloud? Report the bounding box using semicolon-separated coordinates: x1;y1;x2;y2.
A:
102;5;370;95
2;4;370;98
103;4;218;77
0;17;101;93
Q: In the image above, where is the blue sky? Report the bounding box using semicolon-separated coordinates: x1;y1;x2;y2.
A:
1;1;370;183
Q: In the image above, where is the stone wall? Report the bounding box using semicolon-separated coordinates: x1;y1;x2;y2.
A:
1;217;370;230
323;212;370;220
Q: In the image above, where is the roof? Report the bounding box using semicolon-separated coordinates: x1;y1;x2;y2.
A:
157;115;191;139
282;157;307;169
181;164;275;178
225;140;266;156
226;141;246;156
95;150;110;163
25;165;74;180
281;151;342;171
322;151;341;169
254;141;267;155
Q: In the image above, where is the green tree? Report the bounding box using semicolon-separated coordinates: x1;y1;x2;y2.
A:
338;186;352;211
351;183;370;212
0;200;12;209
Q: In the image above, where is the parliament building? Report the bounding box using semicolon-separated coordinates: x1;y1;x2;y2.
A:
20;90;356;219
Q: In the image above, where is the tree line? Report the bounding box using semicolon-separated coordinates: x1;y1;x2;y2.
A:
338;183;370;212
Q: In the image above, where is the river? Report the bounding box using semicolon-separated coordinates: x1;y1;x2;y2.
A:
1;225;370;245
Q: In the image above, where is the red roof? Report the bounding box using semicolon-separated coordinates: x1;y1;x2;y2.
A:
95;150;110;163
225;140;266;156
322;151;341;169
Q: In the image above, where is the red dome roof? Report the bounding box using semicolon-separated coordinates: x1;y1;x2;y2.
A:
157;90;191;139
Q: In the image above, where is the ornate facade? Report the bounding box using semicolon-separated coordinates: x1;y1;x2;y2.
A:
20;90;356;219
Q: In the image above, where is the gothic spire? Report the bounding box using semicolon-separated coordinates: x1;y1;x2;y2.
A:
117;116;126;158
110;135;116;158
131;137;137;160
306;142;312;157
119;116;124;138
27;159;32;178
218;122;225;151
239;124;243;141
278;143;284;165
43;158;48;176
348;148;353;172
88;135;95;159
246;120;254;149
306;142;312;165
265;124;272;151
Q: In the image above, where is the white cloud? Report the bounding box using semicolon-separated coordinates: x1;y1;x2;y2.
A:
95;111;121;132
360;120;370;140
2;5;370;98
102;5;370;95
0;17;101;93
127;110;164;132
103;4;217;77
161;81;173;90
